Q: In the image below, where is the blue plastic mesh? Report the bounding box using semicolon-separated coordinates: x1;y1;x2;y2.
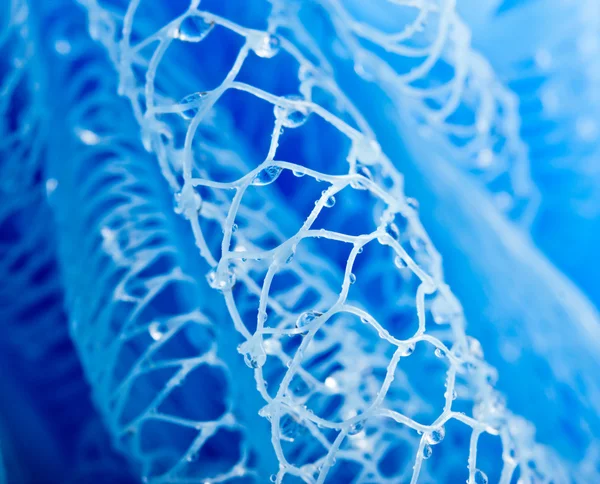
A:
43;6;270;482
314;0;539;226
0;0;597;482
68;0;573;482
293;0;600;475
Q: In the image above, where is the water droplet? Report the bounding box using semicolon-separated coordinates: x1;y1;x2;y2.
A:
426;426;445;445
296;310;322;331
401;343;415;357
243;353;260;368
270;474;277;483
175;15;214;42
394;255;407;269
292;169;305;177
231;223;238;233
422;444;432;459
238;338;266;369
474;469;488;484
250;32;280;58
178;91;207;119
252;165;282;186
349;273;356;284
348;421;364;435
357;246;364;254
350;164;371;190
406;197;419;210
206;266;236;291
75;127;101;145
45;178;58;197
324;376;339;391
274;95;310;128
434;348;446;358
323;192;336;208
149;321;169;341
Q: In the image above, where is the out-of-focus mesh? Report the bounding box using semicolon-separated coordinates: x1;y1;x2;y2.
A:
0;3;65;369
511;0;600;213
0;0;45;193
0;0;75;451
0;0;49;337
306;0;600;474
457;0;600;304
43;6;267;482
77;0;568;482
0;1;139;482
313;0;539;225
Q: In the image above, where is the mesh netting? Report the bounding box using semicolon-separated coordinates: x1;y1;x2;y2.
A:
0;0;82;453
457;0;600;305
314;0;539;225
71;0;572;482
0;1;138;482
306;0;600;474
44;6;269;482
0;0;45;194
